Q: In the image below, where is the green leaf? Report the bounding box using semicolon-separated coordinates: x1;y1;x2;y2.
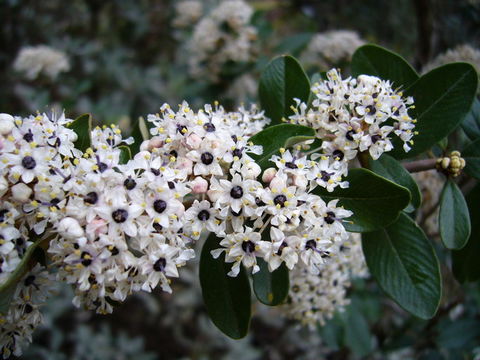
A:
312;168;410;232
252;258;289;306
439;180;471;249
199;234;251;339
391;63;478;159
351;44;419;90
118;145;132;165
362;213;442;319
275;33;313;56
342;301;373;357
0;237;49;314
68;113;92;152
370;154;422;212
461;97;480;141
462;138;480;179
249;124;315;170
259;55;310;125
452;184;480;282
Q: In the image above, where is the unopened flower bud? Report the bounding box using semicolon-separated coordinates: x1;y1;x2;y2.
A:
0;113;14;135
0;176;7;197
139;140;150;151
58;217;85;239
269;176;285;191
149;136;163;150
177;157;193;174
11;183;32;202
186;134;202;149
191;176;208;193
242;162;261;179
262;168;277;183
86;218;108;237
293;174;307;188
207;189;222;202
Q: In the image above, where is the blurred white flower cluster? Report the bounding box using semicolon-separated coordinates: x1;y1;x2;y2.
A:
188;0;257;82
173;0;204;29
300;30;365;70
281;233;368;328
13;45;70;80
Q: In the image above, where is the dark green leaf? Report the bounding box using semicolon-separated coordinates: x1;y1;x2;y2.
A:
342;301;374;357
275;33;313;56
462;138;480;179
199;234;251;339
351;44;419;90
362;213;442;319
313;168;410;232
439;180;471;249
259;55;310;125
461;97;480;141
68;113;92;152
118;145;132;165
391;63;478;159
249;124;315;170
452;184;480;282
370;154;422;212
253;258;289;306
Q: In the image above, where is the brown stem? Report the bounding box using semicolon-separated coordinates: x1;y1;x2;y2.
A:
403;158;437;173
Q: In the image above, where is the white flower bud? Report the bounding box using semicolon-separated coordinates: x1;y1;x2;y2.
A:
58;217;85;239
0;114;14;135
207;189;222;202
0;176;7;197
191;176;208;193
242;162;261;179
262;168;277;183
186;134;202;149
293;174;307;189
11;183;32;202
86;218;107;237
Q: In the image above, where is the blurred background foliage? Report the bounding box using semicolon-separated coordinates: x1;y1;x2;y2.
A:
1;0;480;359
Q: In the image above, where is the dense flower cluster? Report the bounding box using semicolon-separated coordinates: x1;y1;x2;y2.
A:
0;111;79;283
188;0;257;82
300;30;365;70
0;67;417;354
290;69;416;167
0;265;54;358
13;45;70;80
281;233;368;328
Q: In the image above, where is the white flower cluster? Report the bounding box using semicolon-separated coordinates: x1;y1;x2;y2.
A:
281;233;368;328
423;44;480;75
300;30;365;70
188;0;257;82
173;0;204;28
0;265;54;359
290;69;416;163
0;111;79;284
13;45;70;80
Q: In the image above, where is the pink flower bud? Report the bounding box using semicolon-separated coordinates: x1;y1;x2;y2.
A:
86;218;108;237
176;157;193;174
207;189;222;203
186;134;202;149
262;168;277;183
191;176;208;193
